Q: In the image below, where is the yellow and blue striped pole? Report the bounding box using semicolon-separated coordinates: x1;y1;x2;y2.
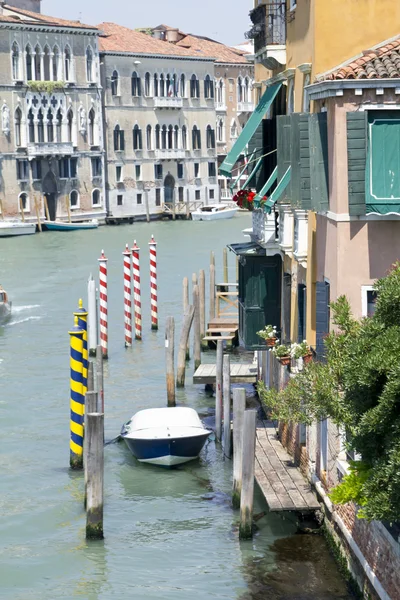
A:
74;299;88;396
69;315;85;469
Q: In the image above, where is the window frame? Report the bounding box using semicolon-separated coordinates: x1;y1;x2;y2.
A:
18;192;30;213
92;188;102;207
69;189;80;210
17;159;29;181
117;194;123;206
361;285;378;318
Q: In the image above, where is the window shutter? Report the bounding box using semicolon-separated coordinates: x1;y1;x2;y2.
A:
196;79;200;98
309;112;329;213
290;113;301;206
113;128;118;150
347;112;367;216
120;130;125;151
315;281;330;360
277;115;292;202
299;114;311;210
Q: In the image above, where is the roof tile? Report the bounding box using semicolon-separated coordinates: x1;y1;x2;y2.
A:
176;34;250;64
2;4;97;29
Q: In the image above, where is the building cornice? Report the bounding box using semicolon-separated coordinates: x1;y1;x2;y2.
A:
298;62;311;75
307;78;400;100
263;72;286;87
281;68;296;80
0;22;99;36
100;50;213;63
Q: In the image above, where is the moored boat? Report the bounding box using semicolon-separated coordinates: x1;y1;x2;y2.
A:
44;219;99;231
0;285;11;321
191;204;238;221
0;221;36;237
121;406;211;467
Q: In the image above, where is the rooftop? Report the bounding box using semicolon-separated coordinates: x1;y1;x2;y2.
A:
176;33;250;64
1;4;97;29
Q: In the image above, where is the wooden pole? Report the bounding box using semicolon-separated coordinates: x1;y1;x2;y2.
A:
19;196;25;222
88;274;97;357
192;284;201;371
172;188;176;221
86;412;104;539
43;195;50;222
239;409;257;539
34;196;42;232
176;305;195;387
223;353;231;458
145;189;150;223
223;247;228;284
0;199;4;220
165;316;175;406
232;388;246;508
87;360;94;393
186;188;190;220
210;250;215;267
192;272;197;288
96;344;104;413
215;339;223;442
209;263;216;321
183;277;190;360
84;390;98;506
199;269;206;348
66;194;71;223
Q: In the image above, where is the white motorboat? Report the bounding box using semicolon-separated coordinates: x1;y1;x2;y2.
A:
0;221;36;237
121;407;211;467
191;204;239;221
0;286;11;321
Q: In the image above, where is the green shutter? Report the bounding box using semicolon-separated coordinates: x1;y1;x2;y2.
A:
290;113;301;206
347;112;367;216
309;112;329;213
299;114;311;210
277;115;292;203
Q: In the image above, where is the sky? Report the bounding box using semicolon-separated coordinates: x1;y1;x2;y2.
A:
42;0;253;47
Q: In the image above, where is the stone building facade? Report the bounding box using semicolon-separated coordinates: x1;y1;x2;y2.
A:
98;22;218;220
0;2;106;223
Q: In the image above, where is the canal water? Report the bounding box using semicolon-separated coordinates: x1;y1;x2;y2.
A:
0;214;352;600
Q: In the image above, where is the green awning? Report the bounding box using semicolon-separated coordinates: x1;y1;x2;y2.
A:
230;150;256;192
264;166;292;213
219;82;283;177
239;156;263;190
253;166;277;206
227;242;266;256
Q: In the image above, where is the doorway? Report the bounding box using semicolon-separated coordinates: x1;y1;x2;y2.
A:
42;170;58;221
164;173;175;204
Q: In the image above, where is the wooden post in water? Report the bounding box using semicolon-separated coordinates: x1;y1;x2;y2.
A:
239;409;257;539
186;189;190;220
192;272;197;288
172;188;176;221
215;339;223;442
192;284;201;370
66;194;71;223
86;412;104;539
223;247;228;284
199;269;206;348
223;354;231;458
232;388;246;508
84;390;98;505
183;277;190;360
209;263;216;321
43;195;50;222
96;344;104;413
34;196;42;232
87;360;94;393
176;305;195;387
210;250;215;267
165;316;175;406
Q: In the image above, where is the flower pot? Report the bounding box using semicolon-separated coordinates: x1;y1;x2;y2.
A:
303;352;313;365
278;355;291;366
265;337;277;347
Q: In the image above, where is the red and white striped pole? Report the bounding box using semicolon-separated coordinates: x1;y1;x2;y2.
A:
98;249;108;358
131;240;142;340
123;243;133;348
149;234;158;331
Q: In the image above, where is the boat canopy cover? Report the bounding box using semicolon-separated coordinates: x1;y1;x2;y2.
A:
227;242;266;256
128;407;203;432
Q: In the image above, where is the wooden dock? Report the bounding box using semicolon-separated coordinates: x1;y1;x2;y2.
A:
193;362;257;384
255;420;320;513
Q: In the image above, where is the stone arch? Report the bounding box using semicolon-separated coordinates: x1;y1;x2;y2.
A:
164;173;175;204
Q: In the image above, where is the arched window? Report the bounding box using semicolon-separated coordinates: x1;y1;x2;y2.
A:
67;109;73;143
70;190;79;208
19;192;29;212
92;189;101;207
244;77;250;102
12;42;20;80
28;108;35;142
46;108;53;142
154;73;158;97
166;74;171;97
113;124;124;151
161;124;167;149
180;74;185;97
86;46;93;82
237;76;243;102
217;118;224;142
182;124;187;149
146;124;152;149
37;109;44;143
192;125;201;150
145;72;151;96
43;45;51;81
190;74;199;98
88;108;95;146
174;125;179;149
204;74;214;99
34;45;41;81
216;80;224;104
133;124;142;150
26;45;32;81
155;124;160;149
206;124;215;149
111;70;118;96
64;46;72;81
14;107;22;146
131;71;141;97
160;74;165;97
52;46;60;81
230;119;238;139
173;74;178;97
56;108;62;142
167;124;173;149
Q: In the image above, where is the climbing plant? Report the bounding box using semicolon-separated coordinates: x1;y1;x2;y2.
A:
27;81;66;94
258;262;400;522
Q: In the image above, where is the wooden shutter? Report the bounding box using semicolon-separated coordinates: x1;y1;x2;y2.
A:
299;114;311;210
315;281;330;360
347;112;367;216
120;130;125;151
290;113;301;206
277;115;292;202
282;272;291;343
310;112;329;213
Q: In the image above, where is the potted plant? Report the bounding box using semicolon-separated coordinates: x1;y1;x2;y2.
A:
273;343;291;366
257;324;278;347
290;340;312;372
232;189;257;211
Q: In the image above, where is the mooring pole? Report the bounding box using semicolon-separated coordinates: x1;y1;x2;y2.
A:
193;284;201;370
86;412;104;540
176;305;195;387
232;388;246;508
183;276;190;360
199;269;206;349
74;299;88;396
84;390;99;506
223;354;231;458
98;250;109;358
165;316;175;406
96;344;104;413
87;274;97;357
149;235;158;330
215;339;223;442
122;244;133;348
132;240;142;340
239;409;257;539
209;263;216;321
223;247;228;284
69;316;84;469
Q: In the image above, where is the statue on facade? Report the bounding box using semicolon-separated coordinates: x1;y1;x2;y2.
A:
2;103;10;134
79;106;86;133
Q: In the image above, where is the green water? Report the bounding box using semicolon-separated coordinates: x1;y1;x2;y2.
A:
0;215;352;599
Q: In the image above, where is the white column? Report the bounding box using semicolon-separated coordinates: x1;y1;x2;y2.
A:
40;53;44;81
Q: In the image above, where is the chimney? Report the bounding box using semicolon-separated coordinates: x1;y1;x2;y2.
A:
166;28;180;43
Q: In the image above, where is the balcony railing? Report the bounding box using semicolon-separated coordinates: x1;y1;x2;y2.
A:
154;97;183;109
237;101;254;113
154;149;186;160
246;2;286;54
27;142;74;157
215;101;227;112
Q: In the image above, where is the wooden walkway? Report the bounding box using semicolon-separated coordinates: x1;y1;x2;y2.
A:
193;363;257;384
255;420;320;513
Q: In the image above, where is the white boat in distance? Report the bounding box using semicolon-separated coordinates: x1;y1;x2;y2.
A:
0;221;36;237
121;407;211;467
191;204;238;221
0;285;11;321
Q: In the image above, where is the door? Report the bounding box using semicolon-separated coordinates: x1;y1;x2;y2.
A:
42;170;58;222
164;174;175;204
45;193;57;221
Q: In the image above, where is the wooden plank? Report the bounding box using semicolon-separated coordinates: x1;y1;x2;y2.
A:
206;328;238;333
203;335;235;341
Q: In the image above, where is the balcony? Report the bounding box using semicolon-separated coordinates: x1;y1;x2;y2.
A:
246;2;286;69
27;142;74;157
154;149;186;160
237;101;254;114
154;97;183;109
215;101;227;112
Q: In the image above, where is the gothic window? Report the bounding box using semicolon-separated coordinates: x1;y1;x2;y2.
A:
111;70;119;96
64;46;72;81
131;71;141;96
34;45;41;81
14;107;22;147
113;124;125;151
144;72;151;96
67;109;73;143
161;124;167;149
47;108;54;142
206;124;215;148
167;124;173;149
52;46;60;81
155;124;160;149
180;74;185;97
192;125;201;149
217;118;224;142
86;46;93;82
166;74;171;96
37;109;44;143
146;124;152;149
28;108;35;142
174;125;179;149
244;77;250;102
88;108;95;146
133;124;142;150
173;74;178;97
204;74;214;99
182;125;187;149
230;119;238;138
154;73;158;97
160;74;165;97
43;45;51;81
237;76;243;102
12;42;20;80
56;108;62;142
26;45;32;81
216;79;224;104
190;74;200;98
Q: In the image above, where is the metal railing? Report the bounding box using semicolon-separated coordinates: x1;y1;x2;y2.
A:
246;2;286;53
